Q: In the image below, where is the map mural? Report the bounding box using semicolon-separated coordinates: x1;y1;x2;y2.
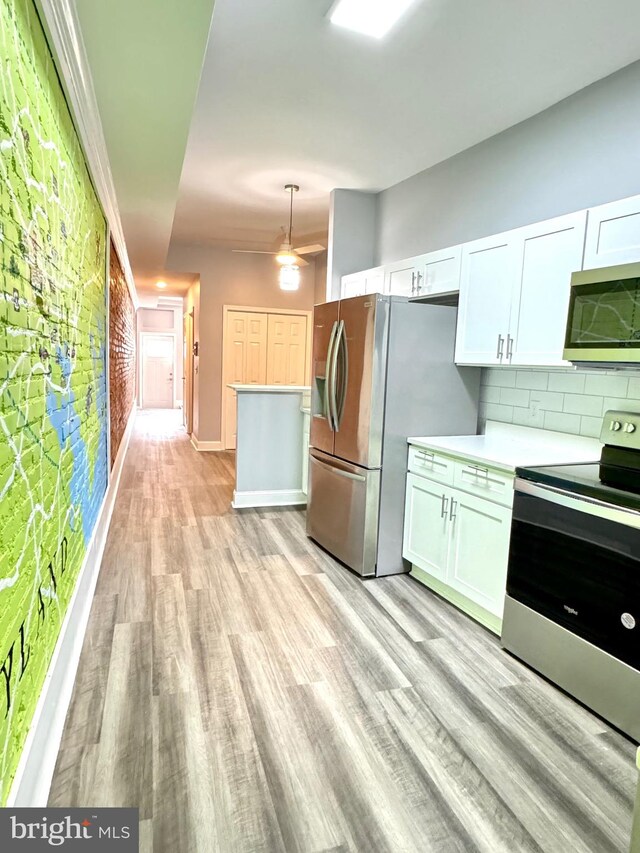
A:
0;0;108;802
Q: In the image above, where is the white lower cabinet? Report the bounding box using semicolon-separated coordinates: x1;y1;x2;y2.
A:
403;460;513;633
447;490;512;618
403;473;451;581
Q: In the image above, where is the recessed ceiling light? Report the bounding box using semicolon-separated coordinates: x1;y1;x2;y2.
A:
329;0;417;39
156;281;167;289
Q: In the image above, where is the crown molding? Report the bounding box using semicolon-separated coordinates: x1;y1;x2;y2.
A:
35;0;139;310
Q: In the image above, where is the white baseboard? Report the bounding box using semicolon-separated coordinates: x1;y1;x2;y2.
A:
232;488;307;509
190;436;224;452
6;406;137;807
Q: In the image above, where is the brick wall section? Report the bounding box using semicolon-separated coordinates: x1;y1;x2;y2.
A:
109;241;136;466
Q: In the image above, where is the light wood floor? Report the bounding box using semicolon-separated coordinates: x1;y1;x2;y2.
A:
49;410;637;852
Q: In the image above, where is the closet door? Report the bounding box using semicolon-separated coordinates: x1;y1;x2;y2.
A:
266;314;308;385
224;311;267;449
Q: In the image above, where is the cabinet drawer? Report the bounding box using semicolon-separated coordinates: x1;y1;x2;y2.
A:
408;446;454;485
453;461;514;507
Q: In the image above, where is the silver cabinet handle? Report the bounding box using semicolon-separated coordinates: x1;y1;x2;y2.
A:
506;334;514;361
449;498;457;522
410;272;416;295
441;494;449;519
415;271;423;294
496;334;504;361
466;464;489;478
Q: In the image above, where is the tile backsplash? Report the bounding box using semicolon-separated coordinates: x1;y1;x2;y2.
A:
479;367;640;438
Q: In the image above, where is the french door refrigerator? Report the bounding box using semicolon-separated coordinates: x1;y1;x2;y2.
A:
307;293;480;577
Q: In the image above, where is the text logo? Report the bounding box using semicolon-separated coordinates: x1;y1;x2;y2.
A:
0;809;138;850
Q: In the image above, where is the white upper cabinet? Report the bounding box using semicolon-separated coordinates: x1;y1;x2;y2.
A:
584;195;640;269
455;234;519;365
341;272;366;299
509;211;587;367
455;212;588;367
384;258;421;297
364;267;385;294
418;245;462;297
341;267;385;299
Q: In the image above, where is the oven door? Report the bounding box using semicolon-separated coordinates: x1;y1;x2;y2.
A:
507;479;640;670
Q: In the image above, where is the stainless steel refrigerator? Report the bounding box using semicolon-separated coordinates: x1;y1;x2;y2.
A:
307;293;480;577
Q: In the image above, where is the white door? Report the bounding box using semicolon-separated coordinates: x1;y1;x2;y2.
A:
447;488;512;618
583;194;640;268
142;335;174;408
402;474;451;581
509;211;587;367
266;314;308;385
385;259;420;297
454;234;519;365
419;246;462;297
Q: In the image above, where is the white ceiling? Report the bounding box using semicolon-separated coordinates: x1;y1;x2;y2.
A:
76;0;640;285
73;0;215;292
169;0;640;253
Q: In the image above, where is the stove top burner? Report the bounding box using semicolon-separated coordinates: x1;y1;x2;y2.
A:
516;462;640;512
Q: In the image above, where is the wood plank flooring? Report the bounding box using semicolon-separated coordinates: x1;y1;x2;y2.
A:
48;409;637;852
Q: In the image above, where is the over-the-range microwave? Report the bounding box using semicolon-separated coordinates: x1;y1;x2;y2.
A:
564;261;640;366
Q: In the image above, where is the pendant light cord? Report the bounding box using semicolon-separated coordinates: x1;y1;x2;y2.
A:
288;186;294;245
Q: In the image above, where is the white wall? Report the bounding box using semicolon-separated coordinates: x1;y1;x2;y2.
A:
375;60;640;265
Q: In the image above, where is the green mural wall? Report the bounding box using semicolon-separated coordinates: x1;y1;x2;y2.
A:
0;0;108;802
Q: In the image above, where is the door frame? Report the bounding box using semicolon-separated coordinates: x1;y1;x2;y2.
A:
139;331;177;410
221;304;313;450
183;311;194;433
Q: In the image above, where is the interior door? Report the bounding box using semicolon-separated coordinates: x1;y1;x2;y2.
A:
142;335;174;408
310;300;339;455
333;295;387;469
266;314;308;385
224;311;268;449
183;311;194;433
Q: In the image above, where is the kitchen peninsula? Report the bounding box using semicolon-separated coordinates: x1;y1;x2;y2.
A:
229;384;311;508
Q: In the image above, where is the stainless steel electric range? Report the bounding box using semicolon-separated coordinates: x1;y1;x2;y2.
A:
502;410;640;742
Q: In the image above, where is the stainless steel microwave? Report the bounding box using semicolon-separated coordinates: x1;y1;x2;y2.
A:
564;262;640;365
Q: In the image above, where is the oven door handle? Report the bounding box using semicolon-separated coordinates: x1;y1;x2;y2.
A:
515;478;640;530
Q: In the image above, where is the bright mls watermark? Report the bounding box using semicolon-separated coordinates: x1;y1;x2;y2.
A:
0;809;138;850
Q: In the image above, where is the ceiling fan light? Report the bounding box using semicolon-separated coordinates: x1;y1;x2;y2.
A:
276;250;298;265
279;264;300;291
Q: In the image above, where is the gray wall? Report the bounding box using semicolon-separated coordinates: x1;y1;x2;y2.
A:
327;189;377;300
376;60;640;265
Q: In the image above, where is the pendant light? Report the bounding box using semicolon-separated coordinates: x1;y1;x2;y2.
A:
278;184;300;291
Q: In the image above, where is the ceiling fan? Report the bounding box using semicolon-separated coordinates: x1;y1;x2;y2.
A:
232;184;325;267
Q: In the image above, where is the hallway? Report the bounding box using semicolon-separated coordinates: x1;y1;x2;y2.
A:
48;411;636;853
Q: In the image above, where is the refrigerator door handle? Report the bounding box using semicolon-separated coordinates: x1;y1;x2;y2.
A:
329;320;343;431
335;320;348;429
324;320;339;430
310;453;366;483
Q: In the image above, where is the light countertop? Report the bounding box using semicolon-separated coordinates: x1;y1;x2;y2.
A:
228;384;310;393
408;421;601;473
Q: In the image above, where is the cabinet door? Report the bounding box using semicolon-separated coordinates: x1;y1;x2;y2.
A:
447;489;512;618
385;259;419;297
341;273;365;299
584;195;640;269
402;473;451;581
454;235;518;365
509;212;587;367
364;268;385;294
419;246;462;296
